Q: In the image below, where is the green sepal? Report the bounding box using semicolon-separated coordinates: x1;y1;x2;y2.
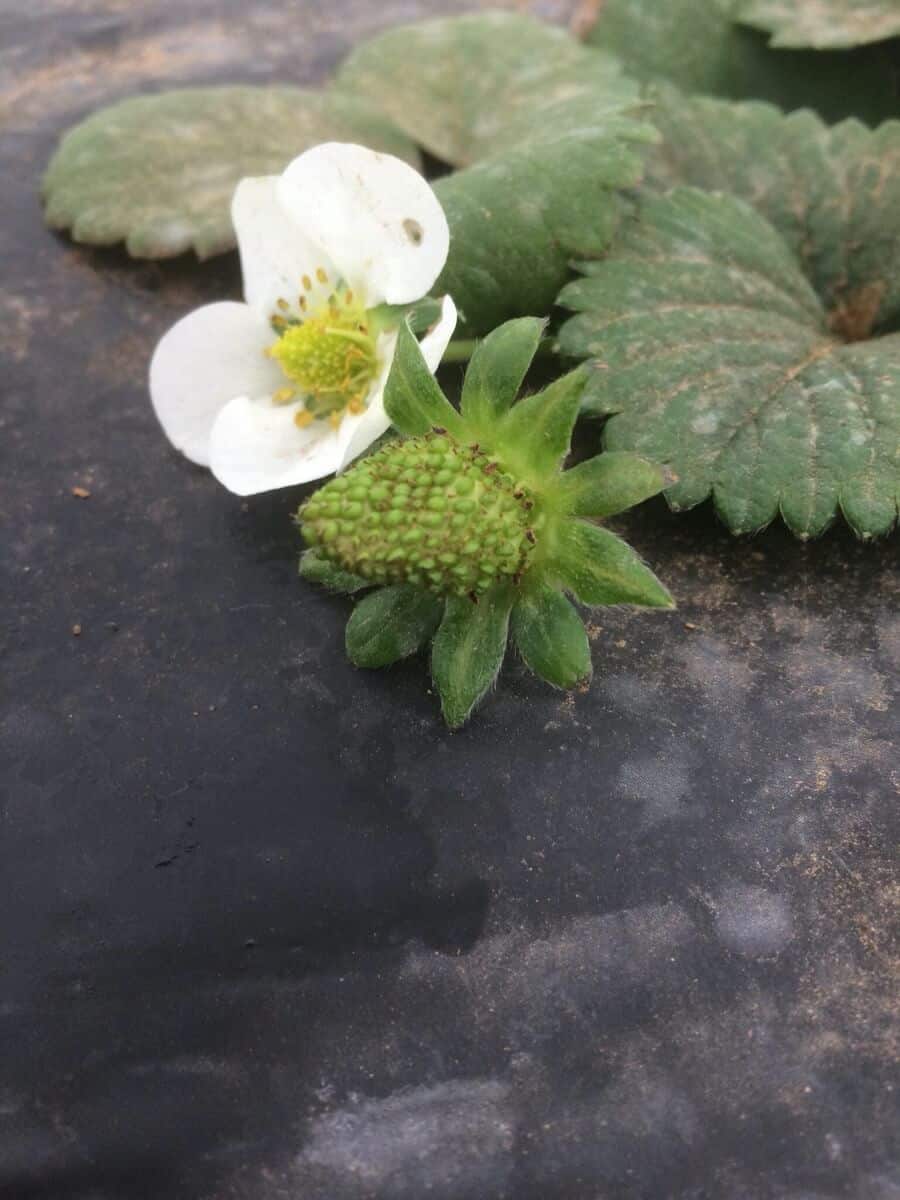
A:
346;585;444;669
558;452;668;518
368;297;443;337
555;521;674;609
511;583;592;690
383;321;465;438
461;317;547;430
431;586;514;728
299;548;370;594
497;366;588;481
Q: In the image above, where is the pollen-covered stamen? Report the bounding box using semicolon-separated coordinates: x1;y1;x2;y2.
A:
268;280;378;426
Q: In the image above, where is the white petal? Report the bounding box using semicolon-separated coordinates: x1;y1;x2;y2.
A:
149;302;282;467
279;142;449;306
208;396;343;495
232;176;335;320
417;294;458;372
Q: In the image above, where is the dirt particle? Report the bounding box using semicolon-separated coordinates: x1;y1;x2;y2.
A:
71;485;91;499
71;624;82;637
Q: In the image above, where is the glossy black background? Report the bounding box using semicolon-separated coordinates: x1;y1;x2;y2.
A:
3;2;898;1197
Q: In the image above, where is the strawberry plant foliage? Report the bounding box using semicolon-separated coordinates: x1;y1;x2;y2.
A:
735;0;900;49
585;0;899;127
42;88;420;260
298;318;672;728
338;12;657;334
558;188;900;539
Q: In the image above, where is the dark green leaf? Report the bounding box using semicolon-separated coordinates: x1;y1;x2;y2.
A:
431;587;513;728
299;548;370;594
736;0;900;48
383;323;465;438
555;521;674;608
559;188;900;538
558;452;668;518
498;368;587;482
345;586;443;669
511;583;592;689
42;87;420;260
645;85;900;337
585;0;899;126
461;317;546;431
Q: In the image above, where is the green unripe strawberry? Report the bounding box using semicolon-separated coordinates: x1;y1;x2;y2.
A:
297;316;674;728
300;432;536;597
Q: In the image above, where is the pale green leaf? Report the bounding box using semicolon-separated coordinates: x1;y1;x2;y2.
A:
336;12;657;334
431;586;514;728
585;0;898;126
42;87;420;260
558;188;900;538
335;11;645;167
345;586;443;669
736;0;900;48
511;584;592;689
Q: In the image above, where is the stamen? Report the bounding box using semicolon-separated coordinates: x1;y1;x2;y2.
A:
316;267;328;284
302;274;312;291
276;298;289;312
273;386;296;404
294;409;315;428
348;397;365;414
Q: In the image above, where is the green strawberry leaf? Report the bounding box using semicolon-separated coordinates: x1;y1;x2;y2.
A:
736;0;900;48
335;11;645;167
499;367;588;483
298;548;370;594
431;586;514;728
461;317;547;431
554;521;674;608
584;0;899;126
345;585;444;669
558;452;669;518
42;87;419;260
645;86;900;340
336;12;657;334
511;583;593;690
382;322;466;439
558;188;900;539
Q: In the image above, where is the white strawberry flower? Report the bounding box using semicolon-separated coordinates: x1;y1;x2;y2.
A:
149;142;456;495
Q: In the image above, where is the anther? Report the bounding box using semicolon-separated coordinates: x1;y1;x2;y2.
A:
316;267;328;284
294;410;314;428
299;296;308;312
277;298;289;312
302;274;312;291
273;386;296;404
328;412;343;430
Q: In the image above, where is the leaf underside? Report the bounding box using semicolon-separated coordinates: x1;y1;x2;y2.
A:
42;87;420;260
736;0;900;48
558;188;900;539
585;0;900;126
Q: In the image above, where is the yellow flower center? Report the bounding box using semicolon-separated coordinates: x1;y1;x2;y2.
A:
268;282;378;430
